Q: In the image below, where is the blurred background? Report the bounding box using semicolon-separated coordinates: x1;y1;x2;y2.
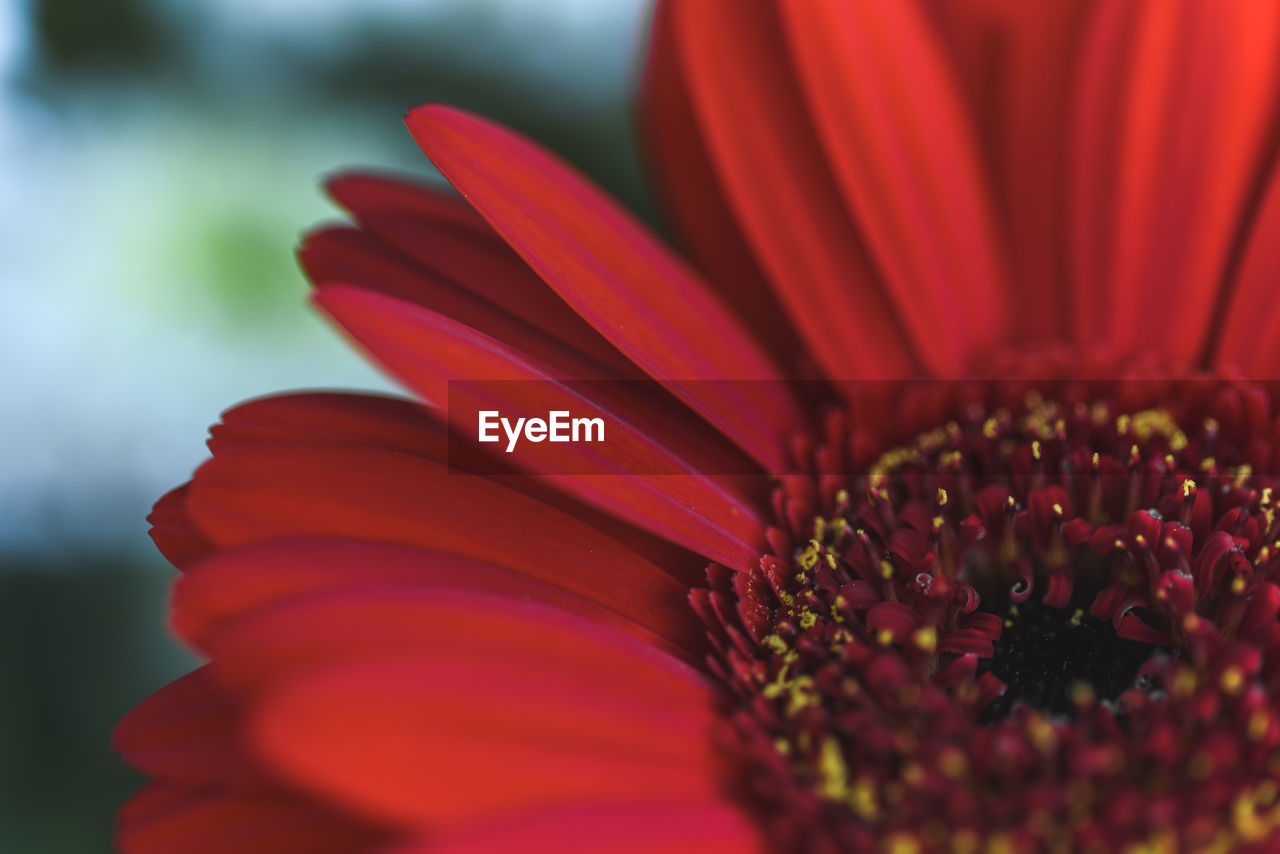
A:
0;0;652;848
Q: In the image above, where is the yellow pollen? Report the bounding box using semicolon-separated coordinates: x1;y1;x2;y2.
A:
849;777;878;819
799;610;817;629
986;834;1016;854
884;834;921;854
1123;830;1177;854
1231;788;1280;842
1183;479;1196;498
762;634;788;655
937;487;948;506
876;628;895;646
835;488;850;505
1172;669;1197;697
1027;715;1057;753
1221;666;1246;695
913;626;938;653
1032;440;1042;461
1249;710;1271;742
938;748;967;779
1233;576;1248;594
1069;608;1084;627
816;737;847;800
1071;681;1095;706
879;559;895;579
951;830;979;854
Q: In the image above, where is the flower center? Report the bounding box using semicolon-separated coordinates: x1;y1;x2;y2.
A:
695;378;1280;852
977;571;1171;722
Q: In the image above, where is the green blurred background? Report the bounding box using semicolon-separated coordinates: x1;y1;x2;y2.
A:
1;0;653;848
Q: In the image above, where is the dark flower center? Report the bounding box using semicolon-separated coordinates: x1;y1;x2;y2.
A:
694;377;1280;853
977;575;1172;722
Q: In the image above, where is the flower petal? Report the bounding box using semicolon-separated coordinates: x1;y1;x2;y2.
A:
300;227;619;382
1213;160;1280;376
384;802;763;854
117;783;385;854
209;391;703;579
1069;0;1280;363
210;391;444;459
638;1;806;372
313;284;765;568
113;668;260;787
173;539;703;662
931;0;1093;342
148;485;215;570
669;0;918;380
320;172;642;377
233;592;723;827
184;443;709;647
405;103;804;470
778;0;1011;371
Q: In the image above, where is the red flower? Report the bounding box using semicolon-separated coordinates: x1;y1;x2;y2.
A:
117;2;1280;852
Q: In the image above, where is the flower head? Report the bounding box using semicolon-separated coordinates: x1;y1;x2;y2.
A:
118;2;1280;853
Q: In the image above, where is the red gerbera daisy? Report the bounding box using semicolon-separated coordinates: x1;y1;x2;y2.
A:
117;1;1280;852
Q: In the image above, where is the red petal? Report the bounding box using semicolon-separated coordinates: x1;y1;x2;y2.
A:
174;539;703;661
184;443;709;645
148;485;216;570
209;391;704;580
670;0;918;380
325;170;480;228
113;668;260;787
1213;160;1280;375
211;588;708;700
323;172;641;378
385;802;763;854
235;594;721;827
117;783;384;854
932;0;1093;342
210;391;444;459
405;104;803;471
1069;0;1280;363
300;227;618;383
779;0;1010;371
638;2;805;371
313;285;765;568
